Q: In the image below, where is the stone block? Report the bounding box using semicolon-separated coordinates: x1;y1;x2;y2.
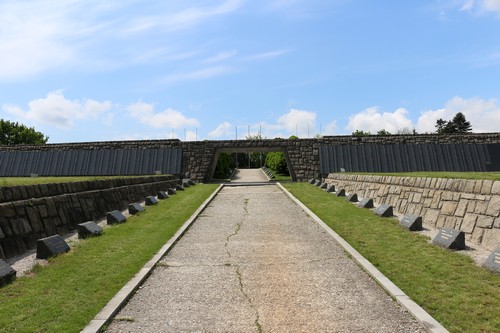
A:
476;216;495;229
36;235;70;259
107;210;126;225
346;193;358;202
336;189;346;197
483;247;500;273
492;181;500;195
432;228;466;250
77;221;103;239
441;201;458;215
475;201;488;214
454;200;468;217
482;229;500;251
486;196;500;217
399;215;423;231
358;198;374;209
461;214;477;234
481;180;494;195
0;259;16;287
375;204;393;218
145;196;158;206
128;203;144;215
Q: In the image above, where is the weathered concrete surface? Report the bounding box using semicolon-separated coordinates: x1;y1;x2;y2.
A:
106;184;425;333
230;168;269;183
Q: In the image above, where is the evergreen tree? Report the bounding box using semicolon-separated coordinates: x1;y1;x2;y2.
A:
435;112;472;134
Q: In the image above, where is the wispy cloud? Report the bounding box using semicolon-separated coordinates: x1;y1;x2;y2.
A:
160;66;234;84
205;49;238;63
244;49;290;61
0;0;243;81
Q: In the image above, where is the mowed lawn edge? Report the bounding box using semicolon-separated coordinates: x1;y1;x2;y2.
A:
0;184;219;333
283;182;500;333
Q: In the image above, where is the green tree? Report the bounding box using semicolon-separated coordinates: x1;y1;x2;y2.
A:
288;135;299;140
0;119;48;145
436;112;472;134
352;130;371;137
376;129;391;136
265;152;289;175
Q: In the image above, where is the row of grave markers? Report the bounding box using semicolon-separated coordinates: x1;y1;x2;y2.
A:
0;181;195;287
309;178;500;274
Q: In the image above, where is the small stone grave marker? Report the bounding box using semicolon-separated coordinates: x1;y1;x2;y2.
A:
187;180;196;186
175;184;185;191
167;188;176;195
182;181;191;188
128;203;144;215
107;210;127;225
375;204;393;217
0;259;16;287
358;198;374;208
336;189;346;197
145;196;158;205
325;184;335;192
158;191;169;199
483;247;500;273
314;180;322;186
346;193;358;202
432;228;465;250
308;178;316;184
36;235;70;259
78;221;103;239
320;182;328;189
400;215;423;231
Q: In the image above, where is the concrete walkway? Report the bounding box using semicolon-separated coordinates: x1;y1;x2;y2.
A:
106;184;425;332
230;168;269;183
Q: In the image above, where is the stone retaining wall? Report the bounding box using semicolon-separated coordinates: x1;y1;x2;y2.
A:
325;174;500;251
0;176;179;259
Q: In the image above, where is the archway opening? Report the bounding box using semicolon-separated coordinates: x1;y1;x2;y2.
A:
208;147;296;182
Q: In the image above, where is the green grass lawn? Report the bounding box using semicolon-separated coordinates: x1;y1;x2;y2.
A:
349;172;500;181
0;184;218;333
283;182;500;333
0;176;148;187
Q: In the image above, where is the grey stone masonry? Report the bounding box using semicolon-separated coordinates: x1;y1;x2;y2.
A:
326;174;500;251
0;176;178;259
2;133;498;183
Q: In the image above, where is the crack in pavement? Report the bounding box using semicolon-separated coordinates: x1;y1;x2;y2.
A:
224;196;263;333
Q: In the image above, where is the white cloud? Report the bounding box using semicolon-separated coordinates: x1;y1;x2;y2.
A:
2;91;112;129
457;0;500;15
208;121;232;138
127;102;199;129
323;121;338;135
276;109;316;136
416;96;500;133
346;107;413;134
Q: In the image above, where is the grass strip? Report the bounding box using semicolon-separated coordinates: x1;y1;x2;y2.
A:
283;182;500;333
0;176;148;187
349;172;500;181
0;184;218;333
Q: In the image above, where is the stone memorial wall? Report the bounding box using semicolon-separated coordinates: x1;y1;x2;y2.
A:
325;174;500;250
1;133;499;182
0;175;178;259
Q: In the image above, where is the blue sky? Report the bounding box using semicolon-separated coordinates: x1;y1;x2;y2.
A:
1;0;500;143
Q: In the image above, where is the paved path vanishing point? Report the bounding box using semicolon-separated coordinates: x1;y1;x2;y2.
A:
106;170;426;333
229;168;269;183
